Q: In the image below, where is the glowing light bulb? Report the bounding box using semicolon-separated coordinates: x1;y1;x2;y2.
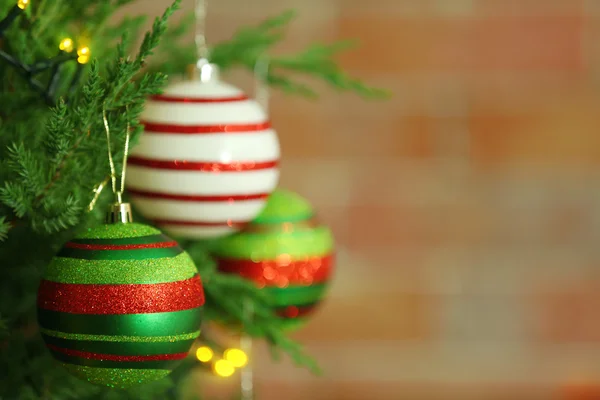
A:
213;359;235;377
77;46;90;64
59;38;74;53
195;346;213;363
17;0;29;10
224;348;248;368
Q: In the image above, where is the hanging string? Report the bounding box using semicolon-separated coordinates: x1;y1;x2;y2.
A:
102;106;131;204
240;298;254;400
195;0;209;62
254;55;270;112
87;176;110;211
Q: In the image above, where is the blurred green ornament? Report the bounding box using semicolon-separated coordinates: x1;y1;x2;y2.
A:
213;189;335;330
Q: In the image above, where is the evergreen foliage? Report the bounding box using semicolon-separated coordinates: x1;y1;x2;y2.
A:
0;1;384;398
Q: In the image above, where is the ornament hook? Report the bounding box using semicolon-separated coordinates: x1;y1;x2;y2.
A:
254;55;270;112
102;105;132;223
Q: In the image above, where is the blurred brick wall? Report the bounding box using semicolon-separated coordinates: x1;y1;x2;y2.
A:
126;1;600;399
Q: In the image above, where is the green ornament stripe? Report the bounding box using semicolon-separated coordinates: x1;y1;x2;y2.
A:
69;234;173;245
57;246;183;260
45;252;197;284
38;308;202;336
76;223;160;239
266;284;328;307
212;226;334;260
253;212;314;225
50;349;183;370
253;190;314;224
41;334;196;356
61;364;170;389
40;328;200;343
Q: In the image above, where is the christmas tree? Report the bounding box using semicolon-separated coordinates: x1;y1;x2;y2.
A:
0;0;384;398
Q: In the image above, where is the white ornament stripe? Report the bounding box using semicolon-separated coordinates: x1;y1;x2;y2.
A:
127;167;279;195
131;197;266;222
156;225;237;239
142;100;267;125
130;130;279;162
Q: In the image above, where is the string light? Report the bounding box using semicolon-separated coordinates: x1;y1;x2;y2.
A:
59;38;74;53
224;348;248;368
213;359;235;378
77;46;90;64
195;346;214;363
17;0;29;10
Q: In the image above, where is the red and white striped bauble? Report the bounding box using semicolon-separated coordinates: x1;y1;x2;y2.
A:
126;72;280;239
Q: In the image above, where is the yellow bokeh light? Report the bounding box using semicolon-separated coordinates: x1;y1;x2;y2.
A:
77;46;91;64
195;346;213;363
59;38;74;53
224;348;248;368
213;359;235;377
17;0;29;10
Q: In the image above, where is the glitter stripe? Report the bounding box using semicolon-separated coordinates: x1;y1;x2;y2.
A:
46;252;198;285
243;217;319;233
69;233;173;245
38;275;204;314
143;121;271;134
39;328;200;343
47;344;188;362
57;245;183;260
62;365;170;389
128;189;269;202
50;349;183;370
37;308;203;336
150;94;249;103
75;223;160;240
128;157;279;172
211;226;334;261
64;240;178;250
265;284;329;307
217;254;334;286
42;334;196;356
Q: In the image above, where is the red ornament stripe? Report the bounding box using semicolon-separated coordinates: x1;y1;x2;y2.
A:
38;275;205;314
142;121;271;134
217;254;335;287
277;304;318;319
151;94;249;103
63;241;178;251
46;344;188;362
153;218;248;228
128;157;279;172
128;189;269;202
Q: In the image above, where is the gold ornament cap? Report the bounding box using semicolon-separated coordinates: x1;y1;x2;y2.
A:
106;203;133;224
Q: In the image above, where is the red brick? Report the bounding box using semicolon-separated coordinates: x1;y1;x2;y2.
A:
218;382;556;400
272;97;406;159
533;278;600;343
345;201;488;250
292;293;435;342
468;91;600;166
338;14;584;73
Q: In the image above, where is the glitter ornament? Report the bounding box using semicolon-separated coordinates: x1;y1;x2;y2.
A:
37;205;204;389
213;189;335;331
126;63;280;239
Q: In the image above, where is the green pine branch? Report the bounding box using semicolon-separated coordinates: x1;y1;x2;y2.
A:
151;9;390;99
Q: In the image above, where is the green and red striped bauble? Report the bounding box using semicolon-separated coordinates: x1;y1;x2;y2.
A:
37;223;204;388
213;189;335;331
